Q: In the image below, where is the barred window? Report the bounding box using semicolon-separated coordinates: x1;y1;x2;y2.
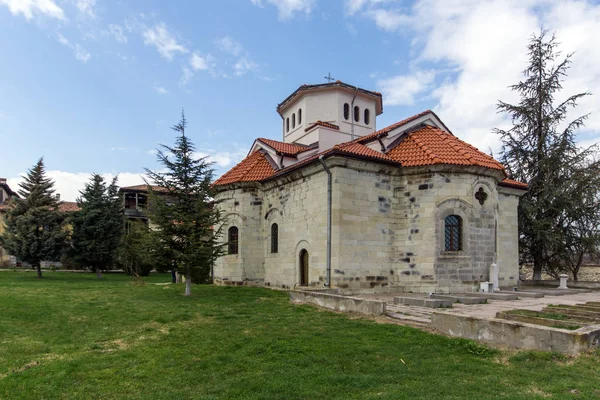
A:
292;113;296;129
228;226;239;255
444;215;462;251
354;106;360;122
298;108;302;124
364;108;370;125
343;103;349;120
271;223;278;253
286;118;290;133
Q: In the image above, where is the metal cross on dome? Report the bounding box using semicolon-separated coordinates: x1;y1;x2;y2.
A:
324;72;335;83
475;187;488;205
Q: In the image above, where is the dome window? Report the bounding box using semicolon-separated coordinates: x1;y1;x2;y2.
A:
353;106;360;122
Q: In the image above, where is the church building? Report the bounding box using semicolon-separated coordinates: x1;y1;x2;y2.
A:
212;81;527;293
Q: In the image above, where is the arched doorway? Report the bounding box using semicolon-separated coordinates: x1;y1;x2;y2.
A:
299;249;309;286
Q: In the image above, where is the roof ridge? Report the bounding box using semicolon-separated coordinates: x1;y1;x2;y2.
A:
434;128;476;165
410;129;442;164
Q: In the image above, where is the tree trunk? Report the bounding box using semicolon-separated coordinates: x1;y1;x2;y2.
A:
533;252;543;280
35;263;43;279
96;268;102;279
573;252;584;282
185;274;191;296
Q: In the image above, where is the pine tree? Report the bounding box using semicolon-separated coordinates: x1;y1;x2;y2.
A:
71;174;124;279
146;111;224;295
496;31;600;280
0;158;67;278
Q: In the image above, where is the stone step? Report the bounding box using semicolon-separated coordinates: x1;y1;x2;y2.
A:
386;312;431;326
465;292;519;301
431;294;488;304
386;304;434;319
393;296;452;308
512;291;545;298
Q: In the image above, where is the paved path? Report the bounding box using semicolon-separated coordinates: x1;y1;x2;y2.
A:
447;290;600;318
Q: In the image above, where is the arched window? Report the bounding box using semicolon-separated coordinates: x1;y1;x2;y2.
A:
228;226;239;255
353;106;360;122
298;109;302;124
286;118;290;133
364;109;370;125
343;103;349;120
292;113;296;129
444;215;462;251
270;223;278;253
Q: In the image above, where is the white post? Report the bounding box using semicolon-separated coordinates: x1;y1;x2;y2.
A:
558;274;568;290
489;263;500;292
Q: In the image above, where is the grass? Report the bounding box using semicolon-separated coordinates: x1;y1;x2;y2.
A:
1;272;600;399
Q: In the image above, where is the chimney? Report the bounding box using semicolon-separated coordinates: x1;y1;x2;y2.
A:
55;193;61;201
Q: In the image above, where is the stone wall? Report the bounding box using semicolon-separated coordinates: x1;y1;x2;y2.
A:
213;157;523;293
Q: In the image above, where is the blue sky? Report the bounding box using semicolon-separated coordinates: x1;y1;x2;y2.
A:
2;0;599;200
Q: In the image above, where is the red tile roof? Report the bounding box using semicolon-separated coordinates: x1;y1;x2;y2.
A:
304;121;340;132
277;81;383;114
119;184;168;193
256;138;309;155
213;112;527;190
0;201;80;212
356;110;434;144
213;150;277;186
386;125;505;171
58;201;80;212
499;178;529;190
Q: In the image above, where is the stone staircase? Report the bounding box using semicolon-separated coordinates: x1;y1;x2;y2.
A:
385;303;435;327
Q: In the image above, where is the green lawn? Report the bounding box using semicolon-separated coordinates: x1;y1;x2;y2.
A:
0;272;599;399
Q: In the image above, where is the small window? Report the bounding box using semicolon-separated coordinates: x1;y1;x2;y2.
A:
364;109;370;125
298;109;302;124
271;223;278;253
228;226;239;255
343;103;349;120
292;113;296;129
444;215;462;251
286;118;289;133
353;106;360;122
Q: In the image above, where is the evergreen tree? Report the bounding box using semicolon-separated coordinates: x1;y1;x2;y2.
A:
117;219;155;278
0;158;67;278
495;31;600;280
146;111;224;295
71;174;124;279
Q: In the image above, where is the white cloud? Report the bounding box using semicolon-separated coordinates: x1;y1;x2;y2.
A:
193;148;247;169
215;36;244;56
154;86;168;95
142;23;188;60
0;0;65;21
56;33;91;63
359;0;600;153
7;171;147;202
367;8;410;32
179;53;216;85
74;44;91;63
57;33;70;46
250;0;316;20
377;70;435;106
234;57;259;76
74;0;95;18
190;53;213;71
107;24;127;43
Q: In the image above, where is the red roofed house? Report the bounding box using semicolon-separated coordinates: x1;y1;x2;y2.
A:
0;178;79;265
212;81;527;292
